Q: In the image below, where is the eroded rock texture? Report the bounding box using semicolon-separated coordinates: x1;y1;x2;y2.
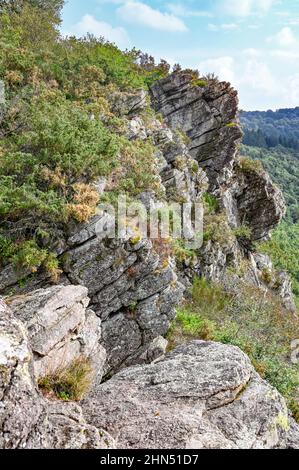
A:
83;341;299;449
7;285;105;379
0;298;114;449
222;160;286;242
150;72;243;187
151;72;290;305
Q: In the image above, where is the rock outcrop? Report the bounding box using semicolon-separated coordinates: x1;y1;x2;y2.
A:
151;72;285;242
0;73;297;450
83;341;299;449
151;72;290;305
6;285;106;379
150;72;243;188
2;296;298;450
0;298;114;449
62;232;184;374
222;160;286;242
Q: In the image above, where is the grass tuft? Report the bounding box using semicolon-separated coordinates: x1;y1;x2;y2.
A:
38;357;94;402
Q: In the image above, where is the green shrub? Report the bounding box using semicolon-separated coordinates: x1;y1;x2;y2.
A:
239;156;264;173
203;212;235;246
233;224;252;240
203;192;219;214
260;221;299;302
191;79;208;88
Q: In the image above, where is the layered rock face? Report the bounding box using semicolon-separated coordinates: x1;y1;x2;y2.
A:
222;161;286;241
0;72;289;374
7;285;106;379
150;72;285;241
150;73;243;187
151;72;288;300
1;297;298;449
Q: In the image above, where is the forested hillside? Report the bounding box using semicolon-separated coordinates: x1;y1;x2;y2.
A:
241;108;299;150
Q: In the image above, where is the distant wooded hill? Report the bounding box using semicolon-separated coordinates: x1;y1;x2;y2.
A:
241;107;299;150
241;108;299;303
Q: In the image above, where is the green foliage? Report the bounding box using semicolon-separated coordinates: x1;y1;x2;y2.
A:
233;224;252;240
202;193;235;246
241;108;299;151
260;221;299;301
239;156;264;173
191;79;208;88
38;357;93;401
203;192;219;214
168;277;299;421
172;239;196;265
0;2;166;279
203;212;235;246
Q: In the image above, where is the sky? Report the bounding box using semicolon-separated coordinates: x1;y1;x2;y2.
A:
61;0;299;110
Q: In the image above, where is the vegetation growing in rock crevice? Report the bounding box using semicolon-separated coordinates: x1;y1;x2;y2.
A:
38;357;93;401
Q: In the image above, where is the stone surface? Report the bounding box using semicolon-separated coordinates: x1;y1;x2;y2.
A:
0;298;113;449
222;161;286;242
61;231;184;374
7;285;105;379
110;89;147;116
83;341;299;449
150;72;243;188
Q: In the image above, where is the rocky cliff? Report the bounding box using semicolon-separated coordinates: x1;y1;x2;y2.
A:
0;71;298;449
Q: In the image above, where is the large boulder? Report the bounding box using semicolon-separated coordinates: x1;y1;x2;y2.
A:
82;341;299;449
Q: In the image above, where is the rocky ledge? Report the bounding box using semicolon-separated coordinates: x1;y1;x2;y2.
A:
1;292;298;449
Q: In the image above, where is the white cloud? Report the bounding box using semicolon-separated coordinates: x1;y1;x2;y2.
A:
286;73;299;105
221;0;276;17
117;1;188;32
199;56;236;83
65;14;130;48
243;48;262;57
208;23;238;32
270;50;299;60
240;58;278;93
268;27;297;47
167;3;213;18
287;18;299;26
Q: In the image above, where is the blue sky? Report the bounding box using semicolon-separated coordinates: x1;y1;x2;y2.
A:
61;0;299;110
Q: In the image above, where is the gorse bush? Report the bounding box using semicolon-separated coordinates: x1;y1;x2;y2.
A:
239;156;264;173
